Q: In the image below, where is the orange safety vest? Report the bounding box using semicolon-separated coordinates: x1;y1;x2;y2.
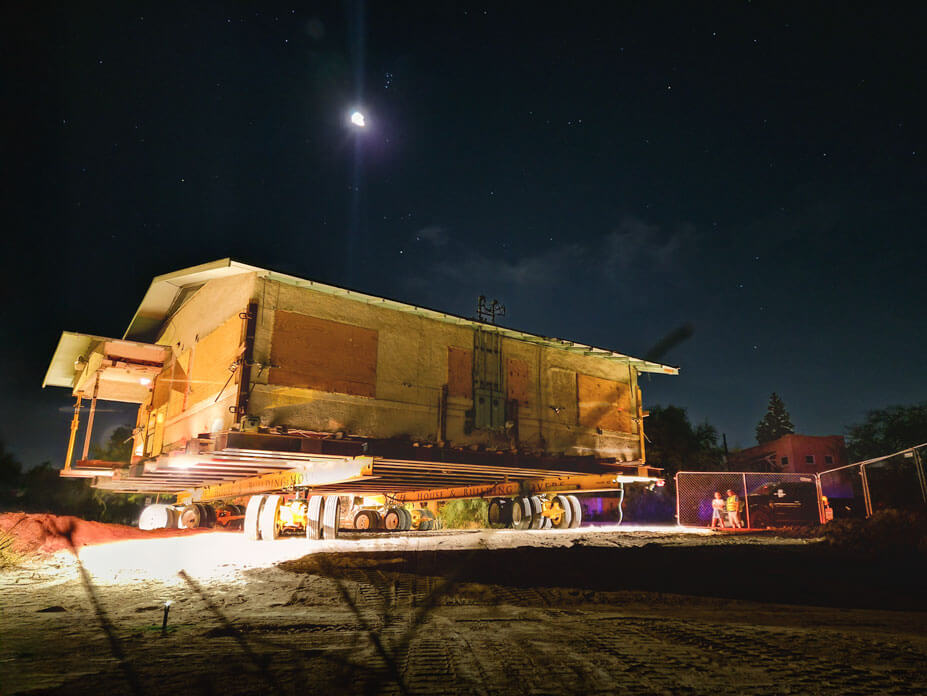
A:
726;495;739;512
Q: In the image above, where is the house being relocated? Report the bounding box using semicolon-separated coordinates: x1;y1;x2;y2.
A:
43;259;677;535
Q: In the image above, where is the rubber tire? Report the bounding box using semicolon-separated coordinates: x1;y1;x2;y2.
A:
566;495;582;528
511;497;531;530
178;504;202;529
398;507;412;531
528;496;544;530
138;504;171;530
488;498;505;526
322;495;341;539
550;494;573;529
259;494;282;541
383;508;402;530
420;508;435;531
354;509;375;530
201;503;217;528
243;495;265;540
306;495;324;540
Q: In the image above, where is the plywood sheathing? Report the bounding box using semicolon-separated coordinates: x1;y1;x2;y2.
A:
447;347;473;399
269;311;377;397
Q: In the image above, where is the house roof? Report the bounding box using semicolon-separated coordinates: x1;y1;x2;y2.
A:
123;258;680;375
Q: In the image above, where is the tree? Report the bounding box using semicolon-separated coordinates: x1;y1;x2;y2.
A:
644;405;724;479
0;439;23;509
90;425;144;524
89;426;134;463
755;392;795;444
846;402;927;462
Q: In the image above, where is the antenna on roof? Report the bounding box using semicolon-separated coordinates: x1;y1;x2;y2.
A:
476;295;506;324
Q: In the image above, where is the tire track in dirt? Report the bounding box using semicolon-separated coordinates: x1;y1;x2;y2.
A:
629;617;925;695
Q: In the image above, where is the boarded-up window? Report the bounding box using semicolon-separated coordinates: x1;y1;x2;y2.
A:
507;357;530;407
188;313;245;405
577;374;632;433
269;311;378;397
447;347;472;399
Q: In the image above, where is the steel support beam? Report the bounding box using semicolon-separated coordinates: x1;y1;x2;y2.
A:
179;456;375;503
392;471;661;503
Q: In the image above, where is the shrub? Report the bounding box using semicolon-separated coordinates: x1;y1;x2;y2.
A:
822;509;927;556
437;498;488;529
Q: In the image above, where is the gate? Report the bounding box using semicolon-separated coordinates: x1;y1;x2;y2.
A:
676;471;821;528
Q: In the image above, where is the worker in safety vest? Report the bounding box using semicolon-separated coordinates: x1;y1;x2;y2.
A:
725;489;743;528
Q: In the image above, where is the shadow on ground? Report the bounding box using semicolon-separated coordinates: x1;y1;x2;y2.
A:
280;542;927;611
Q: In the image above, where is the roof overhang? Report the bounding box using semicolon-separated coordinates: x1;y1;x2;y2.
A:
43;331;169;402
121;258;680;375
124;258;263;342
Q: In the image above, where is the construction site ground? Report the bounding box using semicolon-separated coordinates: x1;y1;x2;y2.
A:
3;520;926;695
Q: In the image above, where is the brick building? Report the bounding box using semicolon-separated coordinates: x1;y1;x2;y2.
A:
729;434;848;474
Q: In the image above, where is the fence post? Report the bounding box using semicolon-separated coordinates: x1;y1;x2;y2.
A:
913;447;927;505
860;464;873;517
674;473;680;527
814;473;825;524
741;472;751;529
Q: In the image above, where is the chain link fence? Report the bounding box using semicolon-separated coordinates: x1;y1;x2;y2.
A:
818;463;866;519
678;443;927;528
676;472;822;528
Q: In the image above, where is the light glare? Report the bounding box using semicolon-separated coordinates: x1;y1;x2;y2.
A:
350;111;366;127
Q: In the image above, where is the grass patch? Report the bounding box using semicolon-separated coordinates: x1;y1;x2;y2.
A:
0;529;24;568
437;498;488;529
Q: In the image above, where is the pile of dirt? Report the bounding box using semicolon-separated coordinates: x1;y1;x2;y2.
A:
0;512;211;556
821;508;927;555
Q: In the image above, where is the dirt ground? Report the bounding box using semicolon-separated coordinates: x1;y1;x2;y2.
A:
3;523;926;695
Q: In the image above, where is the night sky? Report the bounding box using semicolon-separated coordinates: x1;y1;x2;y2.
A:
3;2;925;469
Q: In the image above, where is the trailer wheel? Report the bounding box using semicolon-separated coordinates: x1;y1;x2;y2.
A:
353;509;378;531
259;494;283;541
306;495;324;540
398;507;412;531
383;507;402;530
195;503;214;528
550;494;573;529
510;497;530;529
488;498;510;527
418;508;435;531
178;504;202;529
566;495;582;528
138;504;172;530
322;495;341;539
244;494;266;540
528;496;544;529
201;503;217;528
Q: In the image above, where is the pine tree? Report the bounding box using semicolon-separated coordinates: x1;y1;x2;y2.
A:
755;392;795;444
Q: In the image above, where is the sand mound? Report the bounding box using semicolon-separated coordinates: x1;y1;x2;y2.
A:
0;512;210;555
